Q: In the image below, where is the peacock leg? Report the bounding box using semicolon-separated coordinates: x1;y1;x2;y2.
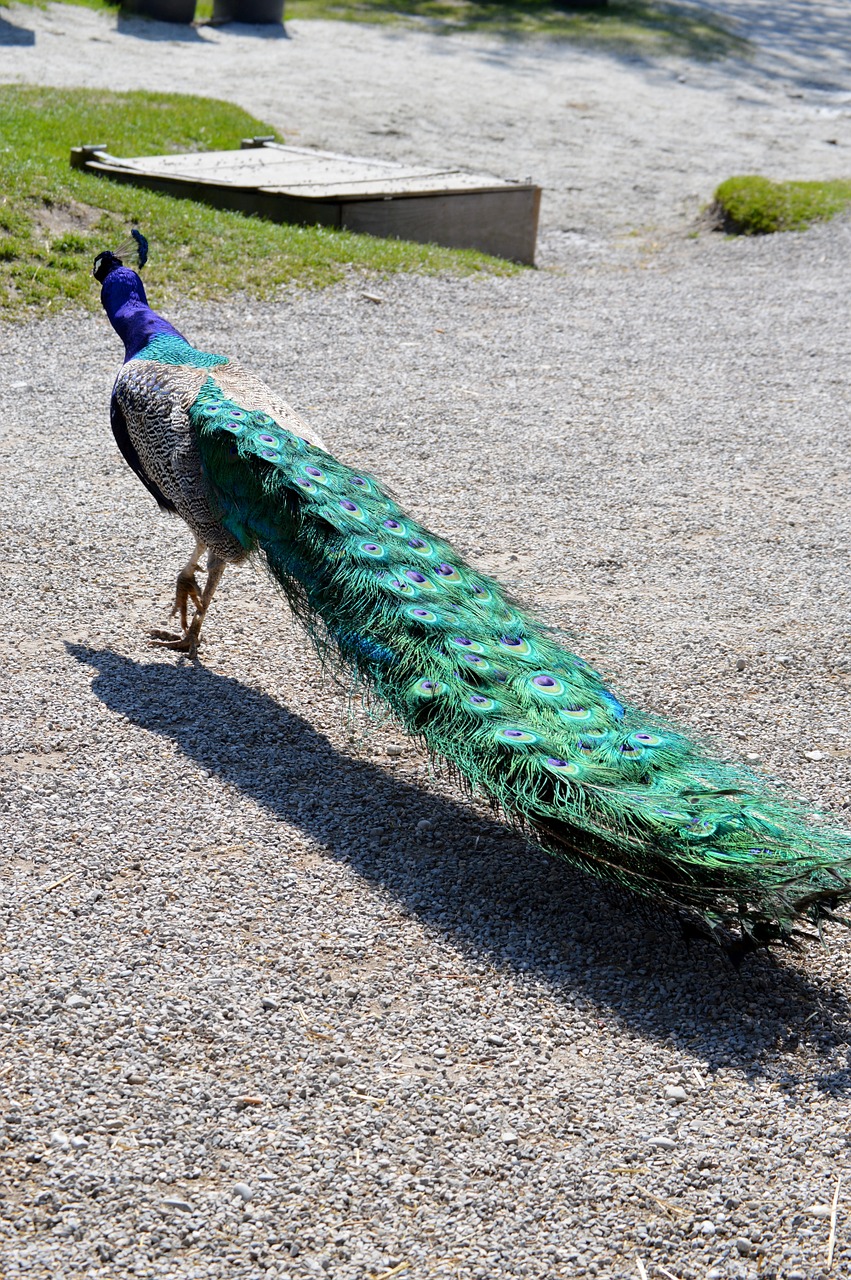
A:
172;539;206;629
151;545;227;657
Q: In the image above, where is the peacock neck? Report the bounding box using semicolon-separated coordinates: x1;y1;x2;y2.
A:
100;266;187;362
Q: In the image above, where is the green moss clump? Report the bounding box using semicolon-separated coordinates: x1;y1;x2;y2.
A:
713;174;851;235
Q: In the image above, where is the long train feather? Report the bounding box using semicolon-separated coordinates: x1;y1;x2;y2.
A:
182;364;851;943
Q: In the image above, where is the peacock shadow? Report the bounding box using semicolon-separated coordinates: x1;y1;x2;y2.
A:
0;15;35;44
68;643;851;1092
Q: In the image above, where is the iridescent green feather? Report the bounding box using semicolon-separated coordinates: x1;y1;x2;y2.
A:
191;376;851;941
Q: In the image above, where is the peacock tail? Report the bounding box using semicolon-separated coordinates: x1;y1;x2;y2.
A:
153;343;851;945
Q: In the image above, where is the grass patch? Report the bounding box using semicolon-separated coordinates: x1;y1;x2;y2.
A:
0;84;512;318
12;0;748;59
712;174;851;235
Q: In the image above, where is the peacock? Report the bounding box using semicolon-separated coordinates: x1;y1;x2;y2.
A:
93;231;851;949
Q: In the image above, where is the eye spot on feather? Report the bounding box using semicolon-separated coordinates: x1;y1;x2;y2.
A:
388;578;417;597
559;706;592;721
410;677;446;699
530;672;567;698
631;732;665;748
339;499;367;521
403;570;438;592
497;726;539;745
499;636;532;657
295;477;316;492
407;537;434;557
449;636;488;655
543;756;582;776
468;694;498;712
358;540;385;558
436;562;461;582
383;518;406;535
407;606;439;623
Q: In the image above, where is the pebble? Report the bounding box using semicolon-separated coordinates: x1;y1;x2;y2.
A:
500;1130;519;1145
646;1136;676;1150
804;750;825;762
161;1198;193;1213
233;1183;253;1202
808;1204;832;1218
663;1085;687;1102
260;995;280;1011
700;1221;716;1236
49;1130;71;1151
385;745;403;757
734;1238;753;1256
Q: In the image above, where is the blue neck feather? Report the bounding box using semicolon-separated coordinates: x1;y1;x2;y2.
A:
100;266;187;361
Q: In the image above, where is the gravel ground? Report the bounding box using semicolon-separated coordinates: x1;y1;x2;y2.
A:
3;5;851;1280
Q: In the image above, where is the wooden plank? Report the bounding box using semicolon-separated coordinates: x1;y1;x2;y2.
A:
96;147;521;198
80;161;343;228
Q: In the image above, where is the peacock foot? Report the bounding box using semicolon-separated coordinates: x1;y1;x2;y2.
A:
150;621;203;658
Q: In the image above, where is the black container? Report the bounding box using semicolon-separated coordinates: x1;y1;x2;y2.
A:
123;0;197;21
211;0;284;21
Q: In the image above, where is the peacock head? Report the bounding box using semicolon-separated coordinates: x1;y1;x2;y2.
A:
92;229;149;283
94;229;184;358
